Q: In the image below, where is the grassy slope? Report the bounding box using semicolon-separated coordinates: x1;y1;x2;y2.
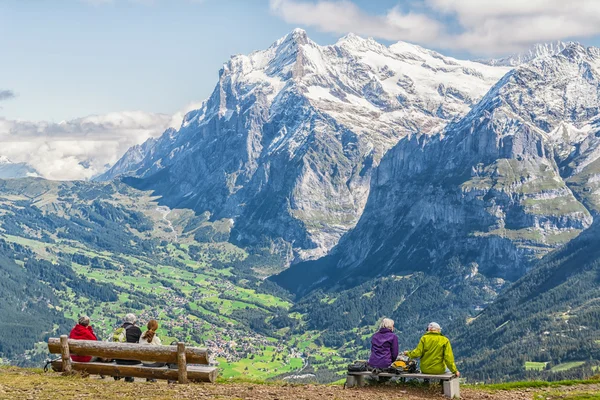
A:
1;367;600;400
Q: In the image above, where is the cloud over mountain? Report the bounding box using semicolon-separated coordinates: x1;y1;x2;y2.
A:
270;0;600;54
0;111;174;180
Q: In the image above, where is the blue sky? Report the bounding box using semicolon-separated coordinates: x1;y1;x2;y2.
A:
1;0;600;122
0;1;336;121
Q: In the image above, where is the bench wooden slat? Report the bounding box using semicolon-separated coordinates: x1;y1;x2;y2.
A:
48;338;209;365
51;361;218;383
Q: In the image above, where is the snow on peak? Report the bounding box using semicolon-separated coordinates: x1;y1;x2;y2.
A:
289;28;308;42
0;156;12;165
156;29;512;144
477;41;574;66
450;40;600;146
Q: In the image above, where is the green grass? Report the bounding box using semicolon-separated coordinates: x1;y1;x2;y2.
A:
551;361;586;372
536;392;600;400
522;197;588;216
525;361;548;371
470;379;600;391
559;395;600;400
217;350;304;380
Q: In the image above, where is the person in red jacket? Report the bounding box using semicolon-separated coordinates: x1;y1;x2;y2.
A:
68;315;98;362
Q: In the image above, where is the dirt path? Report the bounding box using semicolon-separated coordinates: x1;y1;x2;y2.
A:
0;368;598;400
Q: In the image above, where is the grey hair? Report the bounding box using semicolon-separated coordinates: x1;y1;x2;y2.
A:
124;313;137;324
428;322;441;332
380;318;394;330
78;315;90;326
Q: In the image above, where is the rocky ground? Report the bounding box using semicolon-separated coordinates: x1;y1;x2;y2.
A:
0;367;598;400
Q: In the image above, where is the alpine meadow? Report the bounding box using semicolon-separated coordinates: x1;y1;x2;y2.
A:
2;2;600;395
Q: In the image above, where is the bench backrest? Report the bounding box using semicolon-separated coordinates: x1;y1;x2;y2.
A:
48;337;209;364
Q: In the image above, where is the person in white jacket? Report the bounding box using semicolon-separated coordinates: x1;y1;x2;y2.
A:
139;319;165;380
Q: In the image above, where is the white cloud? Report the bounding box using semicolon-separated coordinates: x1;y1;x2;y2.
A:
0;111;173;180
168;100;205;131
269;0;600;54
270;0;442;44
427;0;600;53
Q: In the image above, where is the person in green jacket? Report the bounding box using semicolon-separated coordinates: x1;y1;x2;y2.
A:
404;322;460;377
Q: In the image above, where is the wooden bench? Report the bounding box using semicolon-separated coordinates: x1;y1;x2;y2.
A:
346;371;460;398
48;335;218;384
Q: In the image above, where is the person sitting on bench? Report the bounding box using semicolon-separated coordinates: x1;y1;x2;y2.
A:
113;313;143;382
367;318;399;370
68;315;97;362
139;319;165;382
404;322;460;377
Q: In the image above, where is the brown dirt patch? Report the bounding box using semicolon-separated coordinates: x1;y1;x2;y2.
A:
0;367;597;400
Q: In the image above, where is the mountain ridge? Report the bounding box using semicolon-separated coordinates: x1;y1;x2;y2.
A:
0;156;39;179
99;29;509;261
477;41;572;67
274;42;600;294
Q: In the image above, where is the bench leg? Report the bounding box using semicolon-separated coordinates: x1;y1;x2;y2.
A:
443;378;460;399
356;375;366;387
345;375;356;388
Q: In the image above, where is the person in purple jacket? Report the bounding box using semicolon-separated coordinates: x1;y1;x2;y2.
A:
368;318;399;369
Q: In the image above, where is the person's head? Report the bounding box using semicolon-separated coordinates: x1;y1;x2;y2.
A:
124;313;137;325
78;315;90;327
427;322;441;332
143;319;159;343
380;318;394;332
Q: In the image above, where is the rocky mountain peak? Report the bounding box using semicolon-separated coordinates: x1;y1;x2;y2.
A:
285;27;309;45
275;44;599;294
100;32;512;261
335;32;387;54
459;42;600;149
477;40;574;66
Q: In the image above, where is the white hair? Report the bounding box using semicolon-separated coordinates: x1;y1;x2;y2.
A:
428;322;441;332
124;313;137;324
380;318;394;330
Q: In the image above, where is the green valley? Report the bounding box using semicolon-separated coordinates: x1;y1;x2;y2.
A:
0;178;344;382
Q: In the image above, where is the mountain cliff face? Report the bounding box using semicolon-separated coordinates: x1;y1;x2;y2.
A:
274;43;600;294
100;29;508;260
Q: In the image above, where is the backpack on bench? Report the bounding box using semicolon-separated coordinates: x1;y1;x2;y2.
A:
347;360;369;372
391;357;419;374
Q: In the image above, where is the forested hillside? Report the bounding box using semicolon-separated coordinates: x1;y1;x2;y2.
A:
455;221;600;382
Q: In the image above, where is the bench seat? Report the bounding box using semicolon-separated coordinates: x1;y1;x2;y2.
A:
48;336;215;384
51;360;218;383
346;371;460;398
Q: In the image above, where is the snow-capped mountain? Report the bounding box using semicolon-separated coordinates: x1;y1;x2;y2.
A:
0;156;39;179
275;43;600;294
102;29;509;260
477;41;571;66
